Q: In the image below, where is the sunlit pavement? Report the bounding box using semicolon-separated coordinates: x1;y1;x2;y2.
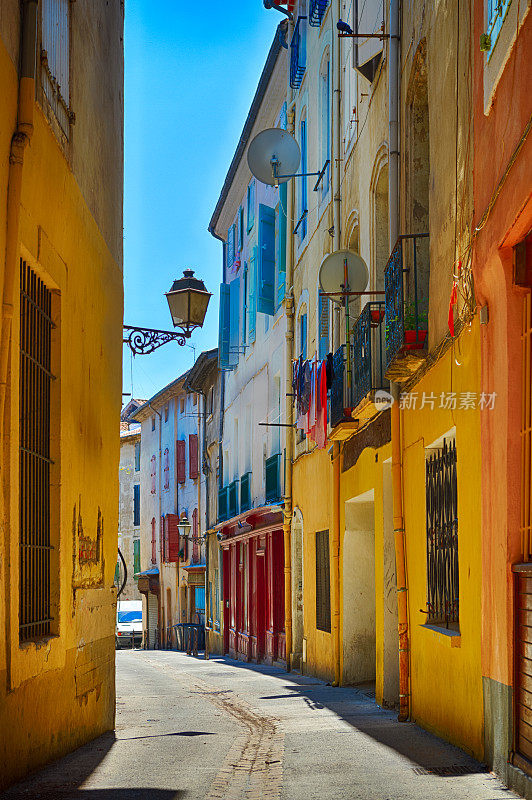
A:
1;650;522;800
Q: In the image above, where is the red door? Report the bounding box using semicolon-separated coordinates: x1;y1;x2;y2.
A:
223;548;230;654
256;548;266;660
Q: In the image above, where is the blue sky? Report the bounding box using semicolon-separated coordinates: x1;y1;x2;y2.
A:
122;2;280;403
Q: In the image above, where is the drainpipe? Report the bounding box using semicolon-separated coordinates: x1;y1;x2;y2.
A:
388;0;409;722
332;0;342;350
331;441;341;686
1;0;37;691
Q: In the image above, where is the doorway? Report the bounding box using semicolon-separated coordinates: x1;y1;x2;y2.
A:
291;508;304;667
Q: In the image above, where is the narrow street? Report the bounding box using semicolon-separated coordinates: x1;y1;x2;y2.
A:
1;651;521;800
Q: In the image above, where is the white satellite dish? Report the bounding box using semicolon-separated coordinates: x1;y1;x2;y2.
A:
319;250;369;304
247;128;301;186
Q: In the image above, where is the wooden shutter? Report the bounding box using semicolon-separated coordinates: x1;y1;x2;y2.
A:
133;484;140;527
248;248;257;343
277;183;287;306
242;262;248;344
300;313;308;359
176;440;186;484
134;440;141;471
318;292;330;360
229;277;240;367
151;518;157;563
227;224;235;269
166;513;180;562
150;455;156;494
133;539;140;575
239;206;244;250
189;434;199;479
247;181;255;232
258;204;275;315
163;447;169;490
315;530;331;632
218;283;231;368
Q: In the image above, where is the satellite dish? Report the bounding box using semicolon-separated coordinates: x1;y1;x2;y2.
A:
319;250;369;304
247;128;301;186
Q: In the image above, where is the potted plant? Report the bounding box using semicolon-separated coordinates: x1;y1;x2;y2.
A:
403;301;428;349
370;306;385;325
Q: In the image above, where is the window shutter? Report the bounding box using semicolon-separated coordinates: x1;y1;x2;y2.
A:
133;484;140;527
150;455;156;494
300;313;308;359
242;262;248;344
229;277;240;367
247;182;255;232
166;513;180;562
189;434;199;479
315;530;331;632
300;119;308;240
192;508;199;562
258;204;275;316
227;224;235;269
248;249;257;343
134;441;141;471
218;283;231;368
277;183;287;306
151;517;157;563
176;440;186;484
318;293;330;360
133;539;140;576
163;447;169;490
239;206;244;250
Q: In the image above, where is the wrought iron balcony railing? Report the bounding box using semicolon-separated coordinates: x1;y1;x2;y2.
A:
290;16;307;89
309;0;329;26
265;453;282;504
240;472;251;513
330;345;352;429
384;233;429;375
352;301;387;411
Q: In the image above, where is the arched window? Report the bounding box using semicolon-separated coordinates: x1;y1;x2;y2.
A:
319;50;331;200
371;154;389;291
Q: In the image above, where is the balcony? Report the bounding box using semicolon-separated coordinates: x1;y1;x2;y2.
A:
329;345;358;440
240;472;251;513
309;0;329;26
384;234;429;382
352;301;387;419
290;16;306;89
265;453;282;504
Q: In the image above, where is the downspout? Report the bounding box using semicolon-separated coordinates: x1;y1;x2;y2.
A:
332;0;342;350
1;0;37;691
388;0;410;722
283;98;296;671
331;0;343;687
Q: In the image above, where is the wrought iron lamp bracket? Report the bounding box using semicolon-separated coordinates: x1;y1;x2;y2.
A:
123;324;193;355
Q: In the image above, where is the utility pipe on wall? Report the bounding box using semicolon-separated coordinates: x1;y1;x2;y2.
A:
1;0;38;690
332;0;342;351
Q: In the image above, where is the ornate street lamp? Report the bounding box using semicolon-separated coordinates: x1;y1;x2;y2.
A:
123;270;212;355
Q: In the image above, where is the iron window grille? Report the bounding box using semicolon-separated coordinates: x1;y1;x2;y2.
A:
19;260;55;642
315;530;331;632
426;438;459;627
290;16;307;89
309;0;329;26
240;472;252;513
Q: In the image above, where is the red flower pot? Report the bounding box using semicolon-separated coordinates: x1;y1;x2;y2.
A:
370;308;385;325
404;329;427;350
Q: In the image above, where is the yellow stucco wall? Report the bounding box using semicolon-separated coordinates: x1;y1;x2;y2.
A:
0;21;123;788
401;319;483;758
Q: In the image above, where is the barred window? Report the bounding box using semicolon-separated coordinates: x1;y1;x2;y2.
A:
315;530;331;632
41;0;72;137
426;437;459;627
19;261;56;641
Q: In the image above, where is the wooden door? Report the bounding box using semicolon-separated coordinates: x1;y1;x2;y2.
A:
514;567;532;775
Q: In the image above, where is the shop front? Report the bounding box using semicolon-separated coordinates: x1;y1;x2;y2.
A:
218;508;285;665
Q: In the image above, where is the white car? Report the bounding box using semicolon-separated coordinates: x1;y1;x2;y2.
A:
116;602;142;649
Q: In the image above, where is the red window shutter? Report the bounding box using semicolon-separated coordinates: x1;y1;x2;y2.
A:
151;517;156;563
176;440;186;484
162;515;168;563
189;434;199;479
163;447;170;490
166;513;180;561
160;515;164;565
151;455;156;494
192;508;199;562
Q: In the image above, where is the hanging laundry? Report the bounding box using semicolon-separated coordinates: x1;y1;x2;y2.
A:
325;352;335;391
315;360;328;449
307;359;318;442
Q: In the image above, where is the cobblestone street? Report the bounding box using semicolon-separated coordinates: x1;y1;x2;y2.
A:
1;651;522;799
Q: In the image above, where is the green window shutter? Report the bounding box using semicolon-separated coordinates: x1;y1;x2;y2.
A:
257;204;275;316
277;182;287;306
248;248;257;343
218;283;231;369
318;293;329;360
133;539;140;577
229;277;240;367
242;262;248;344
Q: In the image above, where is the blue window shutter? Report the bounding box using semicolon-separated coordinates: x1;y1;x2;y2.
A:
318;293;329;360
247;183;255;233
133;484;140;527
258;204;275;316
277;183;287;306
242;262;248;344
300;312;307;359
248;247;257;343
227;225;235;269
218;283;231;368
239;206;244;250
229;277;240;367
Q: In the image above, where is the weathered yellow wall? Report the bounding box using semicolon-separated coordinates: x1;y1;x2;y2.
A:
402;320;483;758
0;10;123;787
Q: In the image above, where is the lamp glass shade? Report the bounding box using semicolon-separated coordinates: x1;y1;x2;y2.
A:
177;518;192;539
165;270;211;330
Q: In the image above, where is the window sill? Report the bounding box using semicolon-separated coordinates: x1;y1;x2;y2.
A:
420;623;461;647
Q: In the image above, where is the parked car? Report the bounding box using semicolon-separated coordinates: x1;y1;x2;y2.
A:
116;600;142;649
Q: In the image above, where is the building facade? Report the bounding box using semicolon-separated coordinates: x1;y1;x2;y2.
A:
0;0;124;788
211;28;290;665
118;400;144;602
